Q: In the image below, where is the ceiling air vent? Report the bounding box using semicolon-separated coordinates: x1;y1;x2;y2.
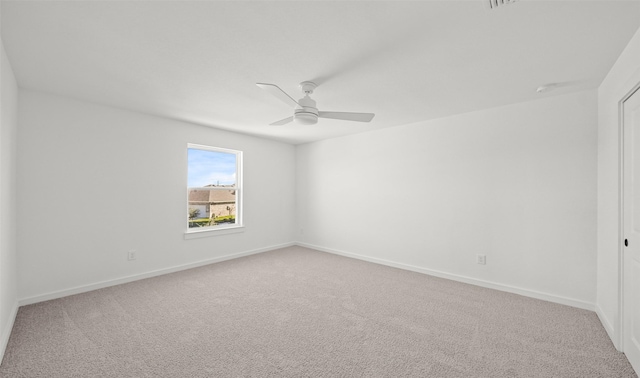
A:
486;0;518;10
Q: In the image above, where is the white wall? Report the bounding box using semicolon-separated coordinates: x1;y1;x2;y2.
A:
596;27;640;349
17;90;295;302
297;90;598;308
0;40;19;360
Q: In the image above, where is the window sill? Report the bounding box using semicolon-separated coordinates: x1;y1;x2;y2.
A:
184;225;245;240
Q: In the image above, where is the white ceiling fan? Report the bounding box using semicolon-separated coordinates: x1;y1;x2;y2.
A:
256;81;375;126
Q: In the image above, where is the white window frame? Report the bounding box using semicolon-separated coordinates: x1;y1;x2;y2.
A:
185;143;243;238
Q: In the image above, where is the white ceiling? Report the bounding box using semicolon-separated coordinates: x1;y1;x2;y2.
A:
2;1;639;145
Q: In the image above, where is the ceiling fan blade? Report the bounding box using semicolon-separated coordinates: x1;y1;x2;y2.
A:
318;111;375;123
256;83;299;108
270;116;293;126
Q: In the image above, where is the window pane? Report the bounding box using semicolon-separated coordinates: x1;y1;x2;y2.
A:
187;144;241;232
188;189;237;228
187;148;236;187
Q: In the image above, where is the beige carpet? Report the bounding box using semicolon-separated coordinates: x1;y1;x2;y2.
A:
0;246;636;377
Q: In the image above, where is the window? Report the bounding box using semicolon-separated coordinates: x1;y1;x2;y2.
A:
187;144;242;233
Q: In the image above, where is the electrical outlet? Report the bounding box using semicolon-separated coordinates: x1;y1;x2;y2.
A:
128;250;137;261
476;254;486;265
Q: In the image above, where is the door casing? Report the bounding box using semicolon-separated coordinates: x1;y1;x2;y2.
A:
618;82;640;354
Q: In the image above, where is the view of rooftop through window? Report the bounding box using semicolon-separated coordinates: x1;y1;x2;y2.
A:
187;146;241;230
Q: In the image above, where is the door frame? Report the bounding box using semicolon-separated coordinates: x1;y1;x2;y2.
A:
618;82;640;352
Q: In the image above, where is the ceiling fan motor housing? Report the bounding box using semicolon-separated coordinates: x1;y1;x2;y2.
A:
294;95;319;125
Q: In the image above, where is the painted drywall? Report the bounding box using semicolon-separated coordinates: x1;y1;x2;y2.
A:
17;90;295;301
296;90;598;307
0;40;19;360
596;26;640;349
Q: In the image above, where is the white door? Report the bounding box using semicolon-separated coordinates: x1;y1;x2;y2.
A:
623;86;640;373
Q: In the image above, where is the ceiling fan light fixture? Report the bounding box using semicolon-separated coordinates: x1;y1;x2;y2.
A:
294;111;318;125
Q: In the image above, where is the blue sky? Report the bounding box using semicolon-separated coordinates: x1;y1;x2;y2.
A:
188;148;236;187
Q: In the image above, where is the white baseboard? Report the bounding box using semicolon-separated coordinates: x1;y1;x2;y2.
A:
0;301;18;365
19;242;295;306
297;242;595;311
596;304;621;351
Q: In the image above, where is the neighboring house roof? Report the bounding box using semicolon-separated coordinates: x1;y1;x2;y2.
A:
188;189;235;204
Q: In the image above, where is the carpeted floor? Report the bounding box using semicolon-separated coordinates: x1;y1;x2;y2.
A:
0;246;636;377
